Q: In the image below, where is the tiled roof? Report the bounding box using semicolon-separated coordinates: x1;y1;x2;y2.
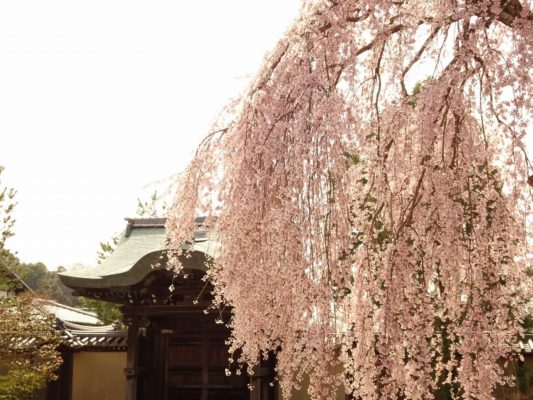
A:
61;321;127;350
0;264;32;295
8;301;125;351
46;302;127;350
59;217;219;290
39;300;102;326
519;335;533;354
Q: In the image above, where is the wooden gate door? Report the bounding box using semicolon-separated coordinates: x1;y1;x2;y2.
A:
165;328;250;400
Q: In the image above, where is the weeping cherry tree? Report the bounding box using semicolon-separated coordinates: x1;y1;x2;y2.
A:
167;1;532;399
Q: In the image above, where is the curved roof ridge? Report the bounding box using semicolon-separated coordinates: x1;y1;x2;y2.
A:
58;217;220;290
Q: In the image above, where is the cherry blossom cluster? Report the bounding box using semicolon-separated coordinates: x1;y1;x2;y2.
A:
167;1;532;399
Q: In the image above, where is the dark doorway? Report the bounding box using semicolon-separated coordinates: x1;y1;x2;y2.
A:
166;330;249;400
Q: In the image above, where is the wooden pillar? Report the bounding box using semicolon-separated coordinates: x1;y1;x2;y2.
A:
250;374;262;400
46;346;72;400
153;322;166;400
201;331;209;400
124;308;140;400
250;355;276;400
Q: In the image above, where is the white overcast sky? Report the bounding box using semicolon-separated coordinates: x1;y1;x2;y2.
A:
0;1;531;269
0;0;301;268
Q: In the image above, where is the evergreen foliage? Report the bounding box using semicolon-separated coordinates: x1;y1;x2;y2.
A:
0;166;62;400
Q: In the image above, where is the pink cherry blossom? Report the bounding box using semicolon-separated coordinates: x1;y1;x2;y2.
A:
167;1;532;399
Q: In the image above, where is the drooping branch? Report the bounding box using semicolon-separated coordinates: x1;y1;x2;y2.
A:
167;1;532;399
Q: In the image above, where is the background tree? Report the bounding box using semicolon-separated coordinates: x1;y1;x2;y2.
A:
10;262;47;290
96;234;121;265
8;262;80;307
0;166;62;400
0;296;63;400
77;296;122;325
136;189;168;218
0;166;16;249
0;165;18;293
167;1;532;399
37;266;80;306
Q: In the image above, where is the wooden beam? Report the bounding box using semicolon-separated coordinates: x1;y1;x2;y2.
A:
124;308;140;400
